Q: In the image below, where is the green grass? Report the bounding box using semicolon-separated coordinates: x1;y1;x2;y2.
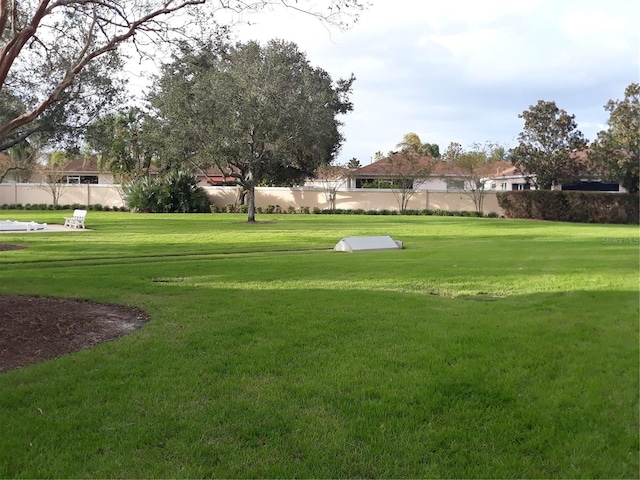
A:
0;211;638;478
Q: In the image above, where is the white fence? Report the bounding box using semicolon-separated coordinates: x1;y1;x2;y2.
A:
0;183;504;215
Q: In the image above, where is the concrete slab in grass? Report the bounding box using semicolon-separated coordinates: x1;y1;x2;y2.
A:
334;236;403;252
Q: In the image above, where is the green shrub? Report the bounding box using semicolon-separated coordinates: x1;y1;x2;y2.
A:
300;206;310;214
124;172;210;213
497;191;639;224
238;204;248;213
164;171;210;213
287;206;296;214
264;205;282;214
225;204;235;213
123;177;167;213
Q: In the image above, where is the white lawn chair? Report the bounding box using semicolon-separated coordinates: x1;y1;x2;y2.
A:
63;209;87;229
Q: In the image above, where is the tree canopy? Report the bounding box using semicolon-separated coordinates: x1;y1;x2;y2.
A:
510;100;588;190
147;39;354;221
588;83;639;193
377;152;437;211
396;132;440;158
442;142;510;213
86;108;154;184
0;1;365;155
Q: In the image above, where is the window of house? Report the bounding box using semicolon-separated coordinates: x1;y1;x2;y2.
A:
562;181;620;192
356;178;394;189
446;180;465;191
65;175;98;184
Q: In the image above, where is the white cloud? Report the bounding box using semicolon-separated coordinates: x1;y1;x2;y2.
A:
127;0;639;164
562;8;629;37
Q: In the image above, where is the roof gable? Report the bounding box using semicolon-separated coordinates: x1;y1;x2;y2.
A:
353;154;466;176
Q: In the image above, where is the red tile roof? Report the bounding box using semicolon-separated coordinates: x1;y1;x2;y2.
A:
355;155;465;176
60;155;102;173
354;155;513;177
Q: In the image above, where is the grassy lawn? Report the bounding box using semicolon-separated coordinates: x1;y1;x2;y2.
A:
0;211;638;478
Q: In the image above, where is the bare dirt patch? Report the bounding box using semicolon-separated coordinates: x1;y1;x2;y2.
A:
0;243;27;251
0;295;149;373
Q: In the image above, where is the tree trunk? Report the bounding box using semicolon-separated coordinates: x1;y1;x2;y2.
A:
246;184;256;222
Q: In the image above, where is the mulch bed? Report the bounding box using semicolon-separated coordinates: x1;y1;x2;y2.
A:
0;294;149;373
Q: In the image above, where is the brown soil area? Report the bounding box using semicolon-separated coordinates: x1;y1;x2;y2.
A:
0;292;149;373
0;243;27;251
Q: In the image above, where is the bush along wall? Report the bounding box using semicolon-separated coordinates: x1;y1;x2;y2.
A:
0;203;129;211
123;172;211;213
208;206;486;217
497;191;639;224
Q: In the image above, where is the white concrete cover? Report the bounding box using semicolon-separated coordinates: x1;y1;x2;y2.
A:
334;236;402;252
0;220;47;231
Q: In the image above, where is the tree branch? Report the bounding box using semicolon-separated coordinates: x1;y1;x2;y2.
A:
0;0;49;89
0;164;29;183
0;0;207;143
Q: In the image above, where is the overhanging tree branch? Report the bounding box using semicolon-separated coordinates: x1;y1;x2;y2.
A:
0;1;208;144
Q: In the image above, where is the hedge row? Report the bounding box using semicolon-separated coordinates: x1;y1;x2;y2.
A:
1;203;498;218
497;191;639;224
215;204;492;217
0;203;129;211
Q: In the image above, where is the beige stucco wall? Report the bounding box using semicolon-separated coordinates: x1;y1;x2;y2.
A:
205;186;503;214
0;183;504;215
0;183;124;207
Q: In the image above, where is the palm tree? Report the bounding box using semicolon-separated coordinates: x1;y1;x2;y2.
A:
396;132;440;158
346;157;361;169
0;140;37;183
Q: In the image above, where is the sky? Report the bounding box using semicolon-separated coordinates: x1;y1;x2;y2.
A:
129;0;639;165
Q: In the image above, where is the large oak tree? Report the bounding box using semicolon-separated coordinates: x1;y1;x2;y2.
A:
147;39;355;222
510;100;587;189
0;0;365;155
588;83;639;193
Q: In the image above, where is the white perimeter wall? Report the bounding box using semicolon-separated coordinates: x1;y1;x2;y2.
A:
0;184;504;215
0;183;125;207
206;187;503;214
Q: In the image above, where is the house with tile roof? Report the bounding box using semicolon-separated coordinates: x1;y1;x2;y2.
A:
485;150;626;193
55;156;111;184
347;154;480;192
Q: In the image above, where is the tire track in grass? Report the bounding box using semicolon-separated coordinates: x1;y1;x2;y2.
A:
0;247;334;270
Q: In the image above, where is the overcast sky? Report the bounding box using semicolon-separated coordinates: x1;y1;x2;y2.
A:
129;0;639;165
229;0;639;164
